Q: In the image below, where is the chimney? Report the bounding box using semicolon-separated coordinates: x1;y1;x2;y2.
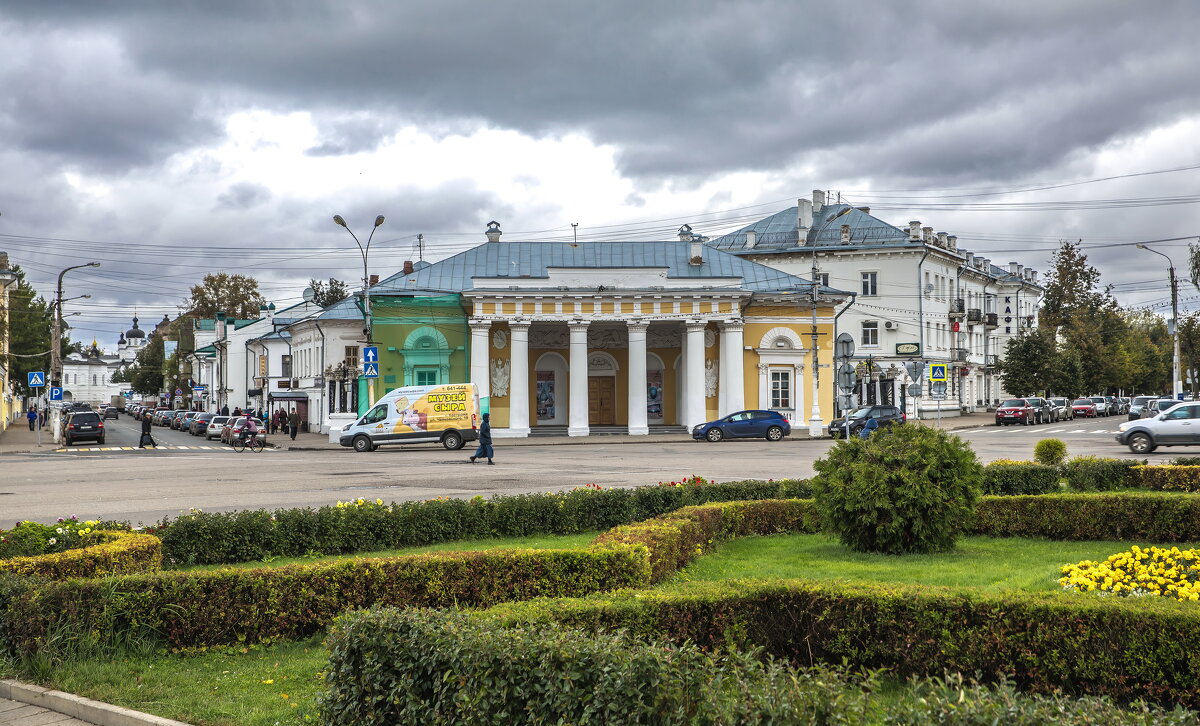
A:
1029;270;1039;284
403;260;414;274
840;224;851;245
485;220;503;243
215;311;226;340
677;223;694;242
965;252;975;266
947;235;957;251
1008;262;1020;275
812;189;825;212
369;274;379;286
0;252;8;270
908;221;921;240
922;226;934;243
936;232;948;248
797;198;813;232
745;229;757;249
981;258;991;273
689;236;703;265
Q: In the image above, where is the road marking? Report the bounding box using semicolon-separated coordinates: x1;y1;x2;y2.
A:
1091;429;1108;433
1045;428;1065;433
1070;429;1085;433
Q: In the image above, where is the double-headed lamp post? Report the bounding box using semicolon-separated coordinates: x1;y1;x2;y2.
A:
1137;243;1182;399
333;214;385;406
51;261;99;442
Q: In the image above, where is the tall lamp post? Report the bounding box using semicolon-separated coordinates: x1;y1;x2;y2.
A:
332;214;384;406
1137;244;1182;399
808;254;824;437
51;262;99;441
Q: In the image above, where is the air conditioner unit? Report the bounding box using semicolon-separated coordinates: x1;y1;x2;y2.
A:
883;321;896;330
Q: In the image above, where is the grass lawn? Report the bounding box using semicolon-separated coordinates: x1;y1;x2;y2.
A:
172;531;599;572
661;533;1199;593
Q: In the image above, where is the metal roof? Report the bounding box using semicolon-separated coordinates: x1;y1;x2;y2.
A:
708;204;909;251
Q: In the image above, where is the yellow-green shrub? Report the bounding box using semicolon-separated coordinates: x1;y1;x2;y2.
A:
1135;465;1200;493
0;531;161;580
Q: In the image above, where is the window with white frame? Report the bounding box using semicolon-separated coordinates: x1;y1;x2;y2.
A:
415;367;438;386
861;320;879;346
770;369;791;409
861;271;878;296
815;272;830;287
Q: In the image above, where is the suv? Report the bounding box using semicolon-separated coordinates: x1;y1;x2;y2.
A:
995;398;1035;426
692;410;791;442
828;405;906;439
1118;402;1200;453
63;411;105;446
1024;397;1055;424
189;412;215;435
1128;395;1157;421
1144;399;1179;418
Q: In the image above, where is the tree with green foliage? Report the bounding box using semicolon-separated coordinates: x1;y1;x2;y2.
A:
1039;241;1115;332
309;277;350;308
130;334;165;395
1;264;73;394
185;273;265;319
999;329;1056;395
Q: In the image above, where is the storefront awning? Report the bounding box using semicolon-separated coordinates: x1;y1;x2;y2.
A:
268;391;310;401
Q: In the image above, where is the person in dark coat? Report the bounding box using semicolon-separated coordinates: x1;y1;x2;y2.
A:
220;405;229;417
287;409;300;440
469;412;494;465
859;416;879;440
139;411;158;448
26;407;36;431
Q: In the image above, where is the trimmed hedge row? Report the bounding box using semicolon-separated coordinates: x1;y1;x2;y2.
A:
483;579;1200;708
322;607;1199;726
0;531;161;580
1;547;648;655
156;478;812;565
981;462;1061;495
973;493;1200;541
1136;465;1200;493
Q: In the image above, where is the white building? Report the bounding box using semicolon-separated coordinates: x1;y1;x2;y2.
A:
115;316;149;363
707;191;1044;416
61;340;126;404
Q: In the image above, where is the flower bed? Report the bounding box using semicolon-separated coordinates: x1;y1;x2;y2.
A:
1061;545;1200;601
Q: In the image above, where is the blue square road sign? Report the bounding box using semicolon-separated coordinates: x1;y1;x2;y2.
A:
362;362;380;378
27;371;45;387
49;387;63;401
928;364;947;382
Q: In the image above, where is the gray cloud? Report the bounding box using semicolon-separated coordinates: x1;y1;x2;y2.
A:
215;182;271;210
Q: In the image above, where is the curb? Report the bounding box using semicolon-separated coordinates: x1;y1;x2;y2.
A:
0;680;191;726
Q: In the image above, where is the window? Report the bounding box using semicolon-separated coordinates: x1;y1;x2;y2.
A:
281;354;292;378
344;346;359;369
361;403;388;425
860;271;878;296
861;320;879;346
92;375;97;385
770;370;791;409
815;273;830;287
415;368;438;386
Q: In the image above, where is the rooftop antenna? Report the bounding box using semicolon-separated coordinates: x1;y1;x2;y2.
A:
417;233;424;261
571;223;579;247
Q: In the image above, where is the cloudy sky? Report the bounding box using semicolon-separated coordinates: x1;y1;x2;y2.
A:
2;1;1200;347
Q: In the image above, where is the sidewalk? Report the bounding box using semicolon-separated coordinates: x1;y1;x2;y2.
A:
0;421;54;456
0;681;189;726
284;413;995;451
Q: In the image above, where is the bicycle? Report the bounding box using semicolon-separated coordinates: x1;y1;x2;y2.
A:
233;432;266;453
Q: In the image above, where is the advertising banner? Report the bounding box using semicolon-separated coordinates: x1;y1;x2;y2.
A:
388;383;476;435
536;371;555;421
647;370;664;420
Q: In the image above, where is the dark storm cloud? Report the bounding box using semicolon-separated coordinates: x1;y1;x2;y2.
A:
6;1;1199;184
215;182;271;211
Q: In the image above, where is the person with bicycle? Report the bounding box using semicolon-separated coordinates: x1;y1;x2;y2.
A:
234;413;263;451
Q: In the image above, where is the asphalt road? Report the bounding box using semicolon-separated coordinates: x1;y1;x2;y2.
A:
0;414;1174;525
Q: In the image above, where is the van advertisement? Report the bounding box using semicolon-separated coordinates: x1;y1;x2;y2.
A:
389;383;475;434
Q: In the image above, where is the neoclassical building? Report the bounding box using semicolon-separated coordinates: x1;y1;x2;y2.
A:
286;222;853;436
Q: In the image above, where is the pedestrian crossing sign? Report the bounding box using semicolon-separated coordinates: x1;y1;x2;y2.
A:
363;362;379;378
27;371;45;387
928;363;947;382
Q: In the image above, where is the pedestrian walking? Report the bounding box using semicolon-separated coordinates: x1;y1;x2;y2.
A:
26;407;36;431
287;409;300;440
139;411;157;448
220;404;229;416
38;407;45;428
469;412;494;465
859;416;879;440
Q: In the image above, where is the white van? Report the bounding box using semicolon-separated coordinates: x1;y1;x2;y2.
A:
339;383;480;453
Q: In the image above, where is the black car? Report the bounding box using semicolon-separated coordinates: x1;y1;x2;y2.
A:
63;411;105;446
189;412;215;435
829;405;906;438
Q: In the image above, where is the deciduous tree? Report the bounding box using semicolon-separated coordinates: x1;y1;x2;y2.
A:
309;277;349;308
185;273;265;319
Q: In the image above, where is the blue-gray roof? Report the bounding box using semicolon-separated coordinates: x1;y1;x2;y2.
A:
708;203;909;251
312;240;842;320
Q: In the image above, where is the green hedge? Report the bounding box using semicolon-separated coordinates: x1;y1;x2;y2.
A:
483;579;1200;708
981;462;1061;495
1062;456;1145;491
156;479;812;565
322;607;1198;726
973;493;1200;541
1136;465;1200;493
1;547;648;655
0;531;161;580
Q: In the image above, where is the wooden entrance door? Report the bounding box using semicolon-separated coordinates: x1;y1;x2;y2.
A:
588;376;615;425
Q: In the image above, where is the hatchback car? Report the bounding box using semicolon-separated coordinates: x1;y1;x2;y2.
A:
828;405;906;439
205;415;231;441
1088;397;1111;416
1118;402;1200;453
174;411;198;431
995;398;1035;425
1049;398;1074;421
1071;398;1099;418
102;406;119;420
189;412;215;435
692;410;790;442
63;411;105;446
1025;397;1055;424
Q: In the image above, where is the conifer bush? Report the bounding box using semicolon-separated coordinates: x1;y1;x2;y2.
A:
811;425;982;554
1034;437;1067;466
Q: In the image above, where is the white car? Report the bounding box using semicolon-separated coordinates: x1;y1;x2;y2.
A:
1117;402;1200;454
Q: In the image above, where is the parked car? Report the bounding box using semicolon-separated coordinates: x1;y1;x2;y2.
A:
827;405;906;439
1087;397;1111;416
692;409;791;442
174;411;198;431
205;415;230;441
1025;397;1056;424
1071;398;1099;418
1116;397;1132;415
995;398;1036;425
189;412;215;435
1049;397;1074;421
151;408;171;425
1145;399;1180;418
1128;395;1157;421
1106;396;1123;415
63;410;105;446
1117;402;1200;454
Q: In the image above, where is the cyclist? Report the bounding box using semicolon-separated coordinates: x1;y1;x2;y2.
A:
236;413;261;447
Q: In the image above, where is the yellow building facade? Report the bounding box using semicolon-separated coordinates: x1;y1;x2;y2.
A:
0;252;18;432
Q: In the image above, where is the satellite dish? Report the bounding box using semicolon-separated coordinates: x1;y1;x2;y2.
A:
302;287;316;302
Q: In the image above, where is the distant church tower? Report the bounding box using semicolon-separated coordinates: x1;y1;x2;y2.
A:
117;315;147;363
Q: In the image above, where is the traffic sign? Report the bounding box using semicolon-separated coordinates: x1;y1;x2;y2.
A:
834;333;855;360
27;371;45;387
928;363;947;382
363;362;380;378
193;385;207;392
175;388;183;396
931;381;947;396
906;383;922;398
905;361;923;381
837;363;856;392
49;387;63;401
363;346;379;364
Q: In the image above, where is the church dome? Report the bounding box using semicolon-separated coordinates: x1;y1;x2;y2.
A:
125;316;146;339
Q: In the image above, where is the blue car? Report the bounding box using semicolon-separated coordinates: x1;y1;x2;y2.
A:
692;410;791;442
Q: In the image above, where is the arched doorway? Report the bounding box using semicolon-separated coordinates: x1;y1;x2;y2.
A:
586;351;618;426
534;352;568;425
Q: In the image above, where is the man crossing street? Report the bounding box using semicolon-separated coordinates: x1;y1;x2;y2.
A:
287;409;300;441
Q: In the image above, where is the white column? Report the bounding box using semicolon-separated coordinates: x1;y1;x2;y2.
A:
685;320;707;428
678;326;689;425
795;363;807;427
717;327;728;417
469;319;491;400
627;320;649;435
568;321;590;436
720;320;745;414
508;321;530;436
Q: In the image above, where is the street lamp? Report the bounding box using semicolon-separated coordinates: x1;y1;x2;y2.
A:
333;214;384;406
50;262;98;442
1137;243;1181;399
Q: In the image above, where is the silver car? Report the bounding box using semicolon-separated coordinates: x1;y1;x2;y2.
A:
205;415;231;440
1049;397;1073;421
